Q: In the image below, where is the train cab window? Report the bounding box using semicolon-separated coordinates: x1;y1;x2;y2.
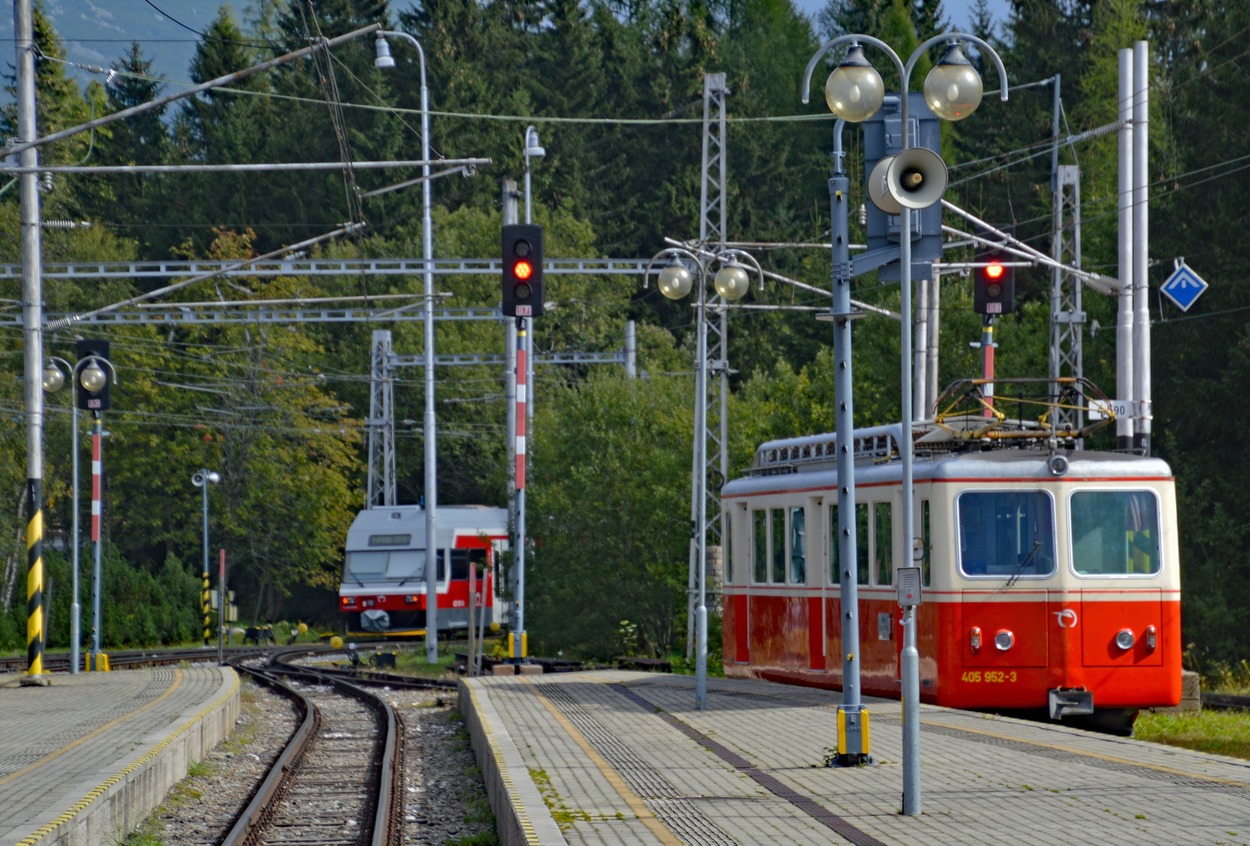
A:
789;507;807;584
725;510;735;583
344;549;426;582
958;491;1056;579
752;510;768;582
874;502;893;585
771;509;786;583
1070;490;1161;576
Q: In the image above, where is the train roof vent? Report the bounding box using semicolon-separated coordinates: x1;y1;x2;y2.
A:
749;425;903;474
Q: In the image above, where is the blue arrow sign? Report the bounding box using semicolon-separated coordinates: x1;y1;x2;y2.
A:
1161;264;1209;312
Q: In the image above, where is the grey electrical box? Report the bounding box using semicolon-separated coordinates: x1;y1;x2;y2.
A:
897;566;923;607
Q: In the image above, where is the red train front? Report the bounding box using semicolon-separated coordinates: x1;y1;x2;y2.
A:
720;419;1182;732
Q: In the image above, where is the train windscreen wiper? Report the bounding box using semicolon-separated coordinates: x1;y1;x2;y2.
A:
1006;538;1043;588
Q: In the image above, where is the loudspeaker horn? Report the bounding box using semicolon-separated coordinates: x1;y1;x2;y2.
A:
867;156;902;215
884;147;948;210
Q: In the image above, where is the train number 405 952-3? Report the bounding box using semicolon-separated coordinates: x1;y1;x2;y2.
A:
961;671;1018;684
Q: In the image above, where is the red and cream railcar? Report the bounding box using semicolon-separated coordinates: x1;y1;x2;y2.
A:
720;421;1182;729
339;504;508;638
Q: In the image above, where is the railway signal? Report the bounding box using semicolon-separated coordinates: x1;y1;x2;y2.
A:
973;250;1015;315
502;223;544;317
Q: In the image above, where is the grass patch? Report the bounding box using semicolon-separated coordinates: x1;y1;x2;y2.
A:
1134;709;1250;759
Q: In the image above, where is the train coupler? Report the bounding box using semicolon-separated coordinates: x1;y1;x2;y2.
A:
1048;687;1094;719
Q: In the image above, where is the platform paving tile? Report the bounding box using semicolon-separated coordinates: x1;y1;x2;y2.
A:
466;671;1250;845
0;665;237;846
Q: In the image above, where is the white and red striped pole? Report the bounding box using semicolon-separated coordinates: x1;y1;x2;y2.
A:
89;417;104;666
91;428;101;544
981;317;995;418
516;328;527;489
511;319;528;661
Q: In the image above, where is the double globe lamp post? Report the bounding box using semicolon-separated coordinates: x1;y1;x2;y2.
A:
646;246;761;710
41;354;116;674
802;33;1006;815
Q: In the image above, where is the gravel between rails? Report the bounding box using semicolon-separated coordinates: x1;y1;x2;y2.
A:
129;676;495;846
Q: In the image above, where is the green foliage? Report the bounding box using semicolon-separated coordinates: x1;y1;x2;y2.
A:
526;371;693;659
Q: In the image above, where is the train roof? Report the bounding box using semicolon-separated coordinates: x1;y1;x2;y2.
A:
724;422;1173;498
345;504;508;550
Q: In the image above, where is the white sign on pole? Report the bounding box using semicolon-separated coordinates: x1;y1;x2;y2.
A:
1089;399;1132;420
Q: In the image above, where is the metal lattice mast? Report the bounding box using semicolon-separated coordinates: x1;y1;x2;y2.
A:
366;330;397;508
1049;164;1084;434
685;72;730;661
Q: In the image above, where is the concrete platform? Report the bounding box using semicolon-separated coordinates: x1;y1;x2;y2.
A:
0;665;238;846
460;670;1250;846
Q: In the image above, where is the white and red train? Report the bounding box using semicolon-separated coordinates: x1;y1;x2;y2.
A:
338;505;508;637
720;393;1182;732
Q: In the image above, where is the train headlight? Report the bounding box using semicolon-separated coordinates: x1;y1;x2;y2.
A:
994;629;1014;651
1116;628;1135;650
1145;625;1157;650
969;626;982;653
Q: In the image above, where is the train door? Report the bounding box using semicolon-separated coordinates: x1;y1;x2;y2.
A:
727;503;750;666
859;498;899;684
491;539;508;626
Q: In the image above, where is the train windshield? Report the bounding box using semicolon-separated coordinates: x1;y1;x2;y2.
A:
1070;490;1161;576
343;549;426;583
958;490;1056;579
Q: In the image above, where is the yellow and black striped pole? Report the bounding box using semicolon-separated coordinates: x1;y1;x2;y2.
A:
24;480;46;681
17;0;49;687
202;567;211;646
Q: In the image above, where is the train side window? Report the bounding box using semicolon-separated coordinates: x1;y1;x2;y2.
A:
752;509;767;583
450;549;471;581
958;491;1056;578
771;509;786;583
920;499;932;586
828;504;839;582
856;503;870;585
790;506;807;584
1070;490;1160;576
725;509;735;584
875;502;893;585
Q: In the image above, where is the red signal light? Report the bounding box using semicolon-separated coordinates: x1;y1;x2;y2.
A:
985;262;1005;280
513;260;534;281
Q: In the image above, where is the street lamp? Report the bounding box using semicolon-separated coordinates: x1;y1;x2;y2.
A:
375;29;441;663
191;469;221;648
803;32;1007;815
523;125;544;226
646;246;762;710
42;357;81;673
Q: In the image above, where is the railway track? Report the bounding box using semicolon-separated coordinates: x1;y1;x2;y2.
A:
221;652;417;846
